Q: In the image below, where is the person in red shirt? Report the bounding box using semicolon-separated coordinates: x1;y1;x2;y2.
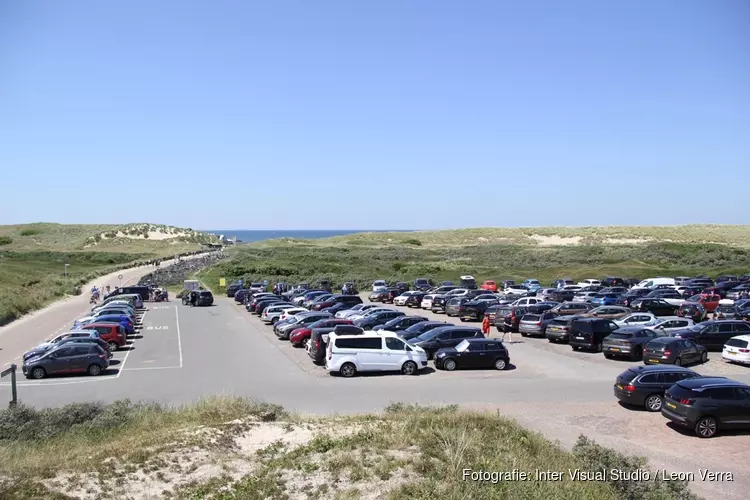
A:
482;315;491;336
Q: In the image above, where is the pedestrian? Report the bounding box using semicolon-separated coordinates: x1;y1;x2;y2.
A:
482;315;491;336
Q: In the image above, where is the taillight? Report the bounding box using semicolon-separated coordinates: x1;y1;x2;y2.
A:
679;398;694;405
739;348;750;353
624;385;636;392
98;354;107;359
536;322;542;326
663;350;671;356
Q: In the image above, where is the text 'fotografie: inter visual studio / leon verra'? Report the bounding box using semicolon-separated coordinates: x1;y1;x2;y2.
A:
462;468;734;483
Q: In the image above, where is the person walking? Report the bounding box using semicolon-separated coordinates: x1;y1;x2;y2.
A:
482;315;491;336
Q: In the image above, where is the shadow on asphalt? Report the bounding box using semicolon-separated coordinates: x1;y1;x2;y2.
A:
109;360;122;366
666;421;750;438
127;335;144;340
116;346;136;352
617;401;650;412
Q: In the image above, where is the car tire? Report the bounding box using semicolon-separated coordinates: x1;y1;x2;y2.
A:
30;367;46;380
695;416;718;438
596;342;603;353
363;325;372;331
520;332;528;337
459;318;466;322
645;394;663;412
108;341;119;352
443;358;457;371
340;362;356;378
87;364;103;376
700;351;708;364
572;346;580;351
401;361;418;375
603;352;613;359
494;358;507;370
674;357;682;366
271;317;279;324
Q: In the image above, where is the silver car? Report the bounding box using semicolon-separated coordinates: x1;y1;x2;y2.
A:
614;312;657;328
572;291;598;303
643;316;694;336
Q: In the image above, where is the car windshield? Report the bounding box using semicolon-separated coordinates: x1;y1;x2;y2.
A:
687;323;704;332
644;319;663;326
455;340;470;352
414;329;444;342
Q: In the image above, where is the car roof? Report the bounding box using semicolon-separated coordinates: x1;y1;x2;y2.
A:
626;365;696;374
729;334;750;342
677;377;745;390
612;326;648;333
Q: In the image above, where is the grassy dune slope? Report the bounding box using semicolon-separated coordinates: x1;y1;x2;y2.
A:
202;225;750;292
0;223;219;326
0;398;698;500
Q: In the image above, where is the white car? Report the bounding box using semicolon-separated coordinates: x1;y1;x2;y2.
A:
262;305;301;324
643;316;694;336
577;279;601;287
372;280;388;292
504;285;528;295
614;312;657;327
420;294;437;309
510;297;542;307
572;291;598;303
562;285;583;292
394;292;417;306
326;331;427;377
279;307;307;321
337;303;379;319
722;334;750;365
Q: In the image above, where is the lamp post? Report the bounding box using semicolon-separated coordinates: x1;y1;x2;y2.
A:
64;264;70;278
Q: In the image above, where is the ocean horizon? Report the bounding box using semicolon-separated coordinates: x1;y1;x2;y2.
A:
203;229;413;243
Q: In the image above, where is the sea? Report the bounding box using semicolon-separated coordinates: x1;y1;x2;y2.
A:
203;229;410;244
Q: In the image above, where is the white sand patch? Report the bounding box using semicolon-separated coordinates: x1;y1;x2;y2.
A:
603;237;653;245
528;235;583;246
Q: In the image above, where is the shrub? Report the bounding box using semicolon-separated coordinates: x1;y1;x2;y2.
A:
19;229;41;236
0;236;12;245
404;238;422;246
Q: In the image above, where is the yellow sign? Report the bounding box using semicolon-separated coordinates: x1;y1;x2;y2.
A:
219;278;226;287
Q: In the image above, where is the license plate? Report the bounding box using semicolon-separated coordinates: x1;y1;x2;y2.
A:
617;384;623;390
575;336;584;340
728;352;736;355
651;359;660;363
610;348;620;352
666;402;676;409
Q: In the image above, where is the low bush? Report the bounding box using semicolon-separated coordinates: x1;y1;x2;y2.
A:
19;229;41;236
0;236;12;245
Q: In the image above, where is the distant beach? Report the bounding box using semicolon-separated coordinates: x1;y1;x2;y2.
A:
203;229;411;243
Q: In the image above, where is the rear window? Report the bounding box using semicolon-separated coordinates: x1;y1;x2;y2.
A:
668;384;699;400
549;318;568;327
572;321;592;333
617;369;638;383
522;314;541;322
726;338;749;348
335;337;382;349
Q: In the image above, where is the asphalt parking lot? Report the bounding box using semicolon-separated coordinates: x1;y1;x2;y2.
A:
2;292;750;500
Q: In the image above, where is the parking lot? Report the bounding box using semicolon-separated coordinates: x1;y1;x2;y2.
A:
2;289;750;500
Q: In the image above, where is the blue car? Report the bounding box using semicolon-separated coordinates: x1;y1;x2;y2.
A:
590;293;622;306
523;279;542;292
91;314;134;334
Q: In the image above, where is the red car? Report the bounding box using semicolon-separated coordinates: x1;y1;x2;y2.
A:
481;280;498;292
80;323;128;351
686;293;721;313
289;318;354;347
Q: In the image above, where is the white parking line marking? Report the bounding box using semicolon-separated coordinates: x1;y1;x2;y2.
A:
175;306;184;368
115;310;146;379
121;366;181;372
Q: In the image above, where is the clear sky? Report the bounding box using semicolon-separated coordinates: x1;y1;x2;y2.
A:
1;0;748;230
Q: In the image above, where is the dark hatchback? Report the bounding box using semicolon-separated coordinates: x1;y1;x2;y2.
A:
673;320;750;350
23;344;110;379
662;377;750;438
445;297;472;317
615;289;651;307
642;337;708;366
372;315;428;332
408;326;485;359
614;365;702;412
368;290;388;302
354;310;405;330
430;295;449;314
194;290;214;306
629;298;679;317
380;288;404;304
405;292;427;308
434;339;510;371
545;315;583;343
500;306;530;333
493;306;513;332
458;299;499;321
602;326;662;360
398;321;448;342
568;318;620;352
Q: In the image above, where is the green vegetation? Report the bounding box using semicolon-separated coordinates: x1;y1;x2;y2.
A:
0;399;698;499
0;223;221;326
203;233;750;291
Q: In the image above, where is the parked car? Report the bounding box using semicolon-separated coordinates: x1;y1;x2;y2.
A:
614;365;702;412
354;310;406;330
676;302;708;323
573;291;598;303
551;302;594;316
393;291;419;306
614;312;657;327
275;312;332;339
79;323;127;351
341;282;359;295
405;292;428;308
644;289;685;307
492;306;513;332
445;297;472;317
568;318;620;352
545;315;583;343
310;294;363;311
380;288;404;304
326;332;428;377
602;327;662;360
714;300;737;320
684;293;722;313
551;278;574;289
602;277;626;288
672;320;750;350
23;343;110;379
480;280;498;292
368;290;388;302
262;305;303;324
629;298;678;317
289;318;353;347
725;285;750;301
372;315;429;332
407;325;485;359
430;295;449;314
642;316;694;336
501;306;530;333
643;337;708;365
308;324;364;364
581;306;631;320
615;288;650;307
294;290;328;306
420;294;437;310
348;307;394;322
518;311;559;337
457;298;499;322
413;278;433;292
398;321;449;342
662;377;750;437
722;335;750;365
482;305;502;323
504;284;529;296
304;293;334;309
371;280;388;292
434;339;510;371
336;303;378;319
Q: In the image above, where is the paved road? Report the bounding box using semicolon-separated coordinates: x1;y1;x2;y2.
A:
2;291;749;500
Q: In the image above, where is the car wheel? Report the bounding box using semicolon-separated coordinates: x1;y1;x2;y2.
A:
695;416;718;438
108;341;119;352
459;318;466;322
303;339;310;349
443;358;457;371
520;332;528;337
700;351;708;364
572;346;580;351
340;362;356;378
494;358;507;370
401;361;418;375
645;394;663;412
87;364;103;376
271;317;279;324
674;357;682;366
604;352;613;359
31;367;46;379
596;342;603;353
363;325;372;331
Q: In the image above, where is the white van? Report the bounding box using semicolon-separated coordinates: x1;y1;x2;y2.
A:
326;332;428;377
632;277;675;290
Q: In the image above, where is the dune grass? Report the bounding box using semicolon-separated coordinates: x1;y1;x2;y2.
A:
202;238;750;292
0;398;698;500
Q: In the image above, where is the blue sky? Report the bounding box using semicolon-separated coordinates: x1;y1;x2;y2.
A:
1;0;748;230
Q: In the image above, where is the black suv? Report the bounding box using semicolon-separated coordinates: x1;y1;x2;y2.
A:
308;324;364;364
413;278;433;291
615;288;650;307
614;365;702;412
458;299;499;321
407;326;485;359
629;298;678;316
673;320;750;350
568;318;620;352
663;377;750;438
602;277;626;287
